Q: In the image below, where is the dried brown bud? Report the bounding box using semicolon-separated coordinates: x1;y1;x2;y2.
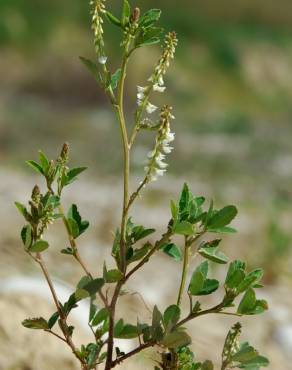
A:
131;7;140;23
31;185;41;203
60;142;69;161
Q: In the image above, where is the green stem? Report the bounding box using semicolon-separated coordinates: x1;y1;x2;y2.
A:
176;237;190;307
115;39;131;275
105;37;132;370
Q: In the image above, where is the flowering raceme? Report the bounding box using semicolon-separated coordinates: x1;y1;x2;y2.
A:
91;0;107;60
144;105;175;182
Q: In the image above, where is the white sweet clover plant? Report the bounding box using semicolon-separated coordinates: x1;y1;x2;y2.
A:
15;1;270;370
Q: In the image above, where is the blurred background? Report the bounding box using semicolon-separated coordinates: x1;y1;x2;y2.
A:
0;0;292;369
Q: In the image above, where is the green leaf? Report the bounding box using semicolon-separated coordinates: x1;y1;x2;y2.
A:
65;167;87;185
196;261;209;279
189;262;219;295
109;68;122;90
63;293;79;315
38;150;49;173
105;269;123;283
151;305;163;341
80;278;105;298
170;200;179;221
161;243;182;262
67;204;89;238
22;317;49;330
225;260;246;289
237;269;264;293
79;57;99;82
61;247;75;255
26;160;44;175
135;26;163;48
161;330;191;349
29;240;49;253
207;205;238;229
91;308;109;326
199;240;229;264
21;225;33;248
127;244;151;264
87;343;99;366
139;9;161;27
114;318;124;337
45;195;60;209
232;343;258;363
238;355;269;368
48;312;59;329
179;183;190;213
163;305;180;328
199;279;219;295
188;271;205;295
208;226;237;234
77;275;92;289
237;289;268;315
237;288;256;314
130;225;155;242
173;221;194;236
15;202;29;219
67;218;79;239
115;324;139;339
106;11;122;27
121;0;131;25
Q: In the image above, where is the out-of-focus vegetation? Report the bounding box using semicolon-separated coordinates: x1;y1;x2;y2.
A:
1;0;292;278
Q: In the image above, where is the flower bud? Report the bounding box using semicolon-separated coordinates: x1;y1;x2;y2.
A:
60;142;69;162
131;8;140;23
31;185;41;203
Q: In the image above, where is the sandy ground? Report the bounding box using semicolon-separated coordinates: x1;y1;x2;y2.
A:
0;168;291;370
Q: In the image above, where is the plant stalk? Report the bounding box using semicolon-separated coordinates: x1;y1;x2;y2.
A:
176;237;190;307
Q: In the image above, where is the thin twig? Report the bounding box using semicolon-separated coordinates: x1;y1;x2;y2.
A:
112;342;155;367
125;230;172;282
45;329;67;343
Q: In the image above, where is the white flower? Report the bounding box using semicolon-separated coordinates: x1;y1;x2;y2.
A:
149;174;158;182
156;153;166;161
156;158;168;169
158;76;164;86
155;168;166;177
146;102;158;114
162;144;173;154
98;56;107;64
137;92;145;100
165;131;175;142
153;84;166;93
137;86;147;93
